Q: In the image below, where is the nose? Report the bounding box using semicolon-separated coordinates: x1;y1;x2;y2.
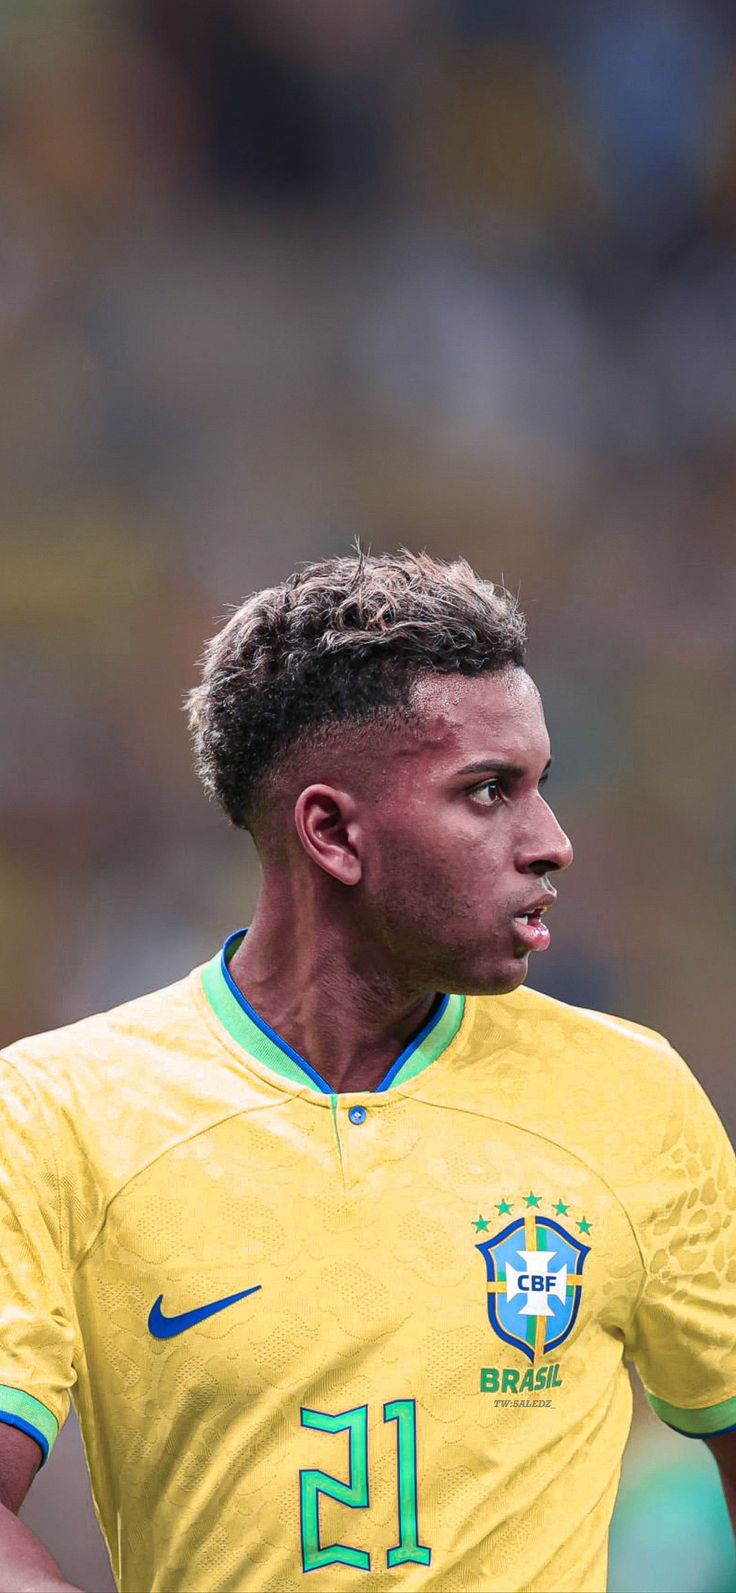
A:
517;797;574;878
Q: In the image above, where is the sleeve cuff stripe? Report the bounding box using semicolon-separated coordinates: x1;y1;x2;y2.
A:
662;1419;736;1441
0;1386;59;1460
646;1390;736;1436
0;1410;51;1465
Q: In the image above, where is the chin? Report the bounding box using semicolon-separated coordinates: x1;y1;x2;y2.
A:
456;954;530;998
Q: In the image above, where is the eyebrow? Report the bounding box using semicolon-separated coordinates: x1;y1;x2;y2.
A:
457;756;553;779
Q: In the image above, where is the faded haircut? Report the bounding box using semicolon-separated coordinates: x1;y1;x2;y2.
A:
186;546;526;834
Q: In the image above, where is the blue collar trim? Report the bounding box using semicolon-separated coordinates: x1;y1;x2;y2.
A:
221;929;332;1093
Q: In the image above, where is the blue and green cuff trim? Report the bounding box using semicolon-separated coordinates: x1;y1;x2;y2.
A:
647;1390;736;1439
201;929;465;1095
0;1387;59;1464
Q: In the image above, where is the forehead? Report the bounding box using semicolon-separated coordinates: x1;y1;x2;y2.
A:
400;668;548;772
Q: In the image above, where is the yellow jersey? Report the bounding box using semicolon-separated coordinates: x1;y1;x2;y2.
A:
0;929;734;1593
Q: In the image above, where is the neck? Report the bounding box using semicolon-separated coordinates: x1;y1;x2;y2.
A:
227;897;440;1094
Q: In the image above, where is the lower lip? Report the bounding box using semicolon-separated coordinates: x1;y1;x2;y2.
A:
512;915;551;952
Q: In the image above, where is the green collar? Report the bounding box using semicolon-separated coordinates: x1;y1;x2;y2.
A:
200;929;465;1095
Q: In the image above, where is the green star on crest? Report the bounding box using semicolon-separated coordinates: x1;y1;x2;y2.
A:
577;1217;592;1234
473;1215;490;1232
554;1200;569;1215
524;1192;541;1208
496;1199;513;1215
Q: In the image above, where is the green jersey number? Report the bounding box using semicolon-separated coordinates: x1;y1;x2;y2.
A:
299;1398;431;1574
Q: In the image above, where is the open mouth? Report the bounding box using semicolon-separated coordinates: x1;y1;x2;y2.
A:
511;902;553;951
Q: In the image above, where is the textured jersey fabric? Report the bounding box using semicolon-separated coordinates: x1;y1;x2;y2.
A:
0;932;733;1593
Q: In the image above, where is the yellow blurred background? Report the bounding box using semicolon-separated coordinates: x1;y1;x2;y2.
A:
0;2;733;1588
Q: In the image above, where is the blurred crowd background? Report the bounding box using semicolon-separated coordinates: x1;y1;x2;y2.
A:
1;2;734;1589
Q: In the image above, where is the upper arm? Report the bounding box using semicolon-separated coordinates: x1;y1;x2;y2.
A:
0;1424;43;1514
705;1429;736;1479
0;1056;75;1471
705;1429;736;1535
624;1056;736;1438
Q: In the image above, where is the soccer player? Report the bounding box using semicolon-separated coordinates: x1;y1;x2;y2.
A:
0;549;733;1593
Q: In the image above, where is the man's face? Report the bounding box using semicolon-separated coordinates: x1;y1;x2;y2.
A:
359;667;573;996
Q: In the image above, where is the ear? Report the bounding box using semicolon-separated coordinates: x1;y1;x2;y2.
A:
293;785;362;885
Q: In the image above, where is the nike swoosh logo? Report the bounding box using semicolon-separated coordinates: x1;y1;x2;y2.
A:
148;1285;262;1339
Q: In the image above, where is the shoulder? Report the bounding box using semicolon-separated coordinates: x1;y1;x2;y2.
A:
471;980;683;1089
462;984;728;1181
0;966;259;1262
508;985;727;1131
497;979;671;1043
1;970;204;1107
0;968;223;1205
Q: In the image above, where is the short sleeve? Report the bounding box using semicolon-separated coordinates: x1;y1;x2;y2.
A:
624;1053;736;1437
0;1054;77;1462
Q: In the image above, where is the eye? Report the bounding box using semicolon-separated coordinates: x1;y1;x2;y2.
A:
472;778;503;807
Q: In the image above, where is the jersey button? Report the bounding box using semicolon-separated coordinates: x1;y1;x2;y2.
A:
348;1105;367;1125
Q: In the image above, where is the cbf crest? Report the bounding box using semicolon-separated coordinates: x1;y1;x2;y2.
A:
475;1202;590;1363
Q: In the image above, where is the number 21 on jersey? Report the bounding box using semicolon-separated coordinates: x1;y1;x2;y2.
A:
299;1399;431;1573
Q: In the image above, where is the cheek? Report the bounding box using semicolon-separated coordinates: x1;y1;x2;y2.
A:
363;809;436;897
373;806;504;897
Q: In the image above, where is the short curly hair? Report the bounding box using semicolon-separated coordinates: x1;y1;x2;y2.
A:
186;545;526;833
